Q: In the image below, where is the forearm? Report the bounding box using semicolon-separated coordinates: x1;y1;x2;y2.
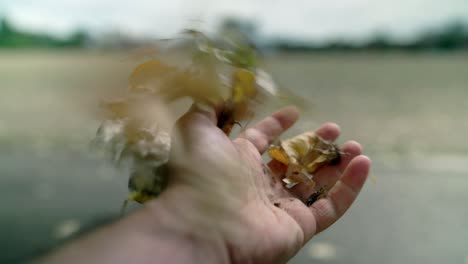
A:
40;202;229;264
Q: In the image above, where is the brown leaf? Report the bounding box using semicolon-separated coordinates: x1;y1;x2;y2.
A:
268;131;341;188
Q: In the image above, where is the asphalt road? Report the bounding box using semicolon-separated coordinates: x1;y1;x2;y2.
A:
1;51;468;263
1;149;467;263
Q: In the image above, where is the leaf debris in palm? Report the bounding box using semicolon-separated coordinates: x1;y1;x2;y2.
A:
268;131;341;189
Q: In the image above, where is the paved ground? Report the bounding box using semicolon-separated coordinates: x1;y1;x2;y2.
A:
1;150;467;263
1;51;467;263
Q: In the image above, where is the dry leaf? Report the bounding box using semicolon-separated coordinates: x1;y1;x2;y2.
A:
268;131;341;188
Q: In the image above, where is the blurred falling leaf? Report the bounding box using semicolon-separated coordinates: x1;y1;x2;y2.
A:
128;59;175;93
307;242;338;261
53;219;81;240
94;28;312;220
370;174;378;184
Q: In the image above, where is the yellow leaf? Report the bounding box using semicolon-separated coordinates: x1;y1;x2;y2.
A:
269;131;341;188
268;145;290;165
280;131;317;162
168;69;224;104
231;69;257;103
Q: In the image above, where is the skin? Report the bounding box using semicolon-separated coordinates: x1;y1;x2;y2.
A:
43;105;370;264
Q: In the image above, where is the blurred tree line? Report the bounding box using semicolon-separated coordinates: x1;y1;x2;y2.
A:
0;18;87;48
272;21;468;52
1;15;467;52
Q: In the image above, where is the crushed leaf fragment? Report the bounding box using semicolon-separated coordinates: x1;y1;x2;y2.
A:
268;131;341;189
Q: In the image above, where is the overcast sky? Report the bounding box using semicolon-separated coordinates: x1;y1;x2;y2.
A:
1;0;468;42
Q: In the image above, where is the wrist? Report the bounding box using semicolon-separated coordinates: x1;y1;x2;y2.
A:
143;197;230;264
42;197;229;264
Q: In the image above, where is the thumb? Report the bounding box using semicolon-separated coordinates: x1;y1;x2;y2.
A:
172;103;222;154
177;103;219;128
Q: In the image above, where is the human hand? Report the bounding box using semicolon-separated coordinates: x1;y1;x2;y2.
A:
148;105;371;264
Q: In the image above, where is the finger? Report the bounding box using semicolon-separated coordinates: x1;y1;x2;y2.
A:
311;140;363;190
239;106;299;154
310;155;371;233
271;197;318;241
314;122;341;142
337;141;362;173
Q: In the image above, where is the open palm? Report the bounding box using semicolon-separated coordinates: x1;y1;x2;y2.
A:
161;105;371;264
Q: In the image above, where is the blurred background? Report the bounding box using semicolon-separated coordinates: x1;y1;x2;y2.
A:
1;0;468;263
